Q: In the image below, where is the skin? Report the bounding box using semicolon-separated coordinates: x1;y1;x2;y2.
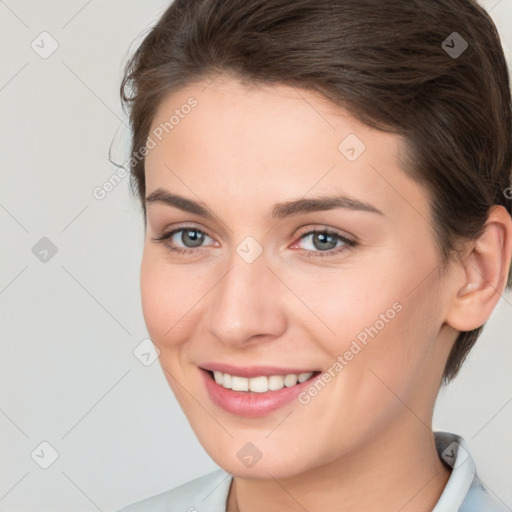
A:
140;74;512;512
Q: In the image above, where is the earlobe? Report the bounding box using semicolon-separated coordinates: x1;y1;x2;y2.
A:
446;205;512;332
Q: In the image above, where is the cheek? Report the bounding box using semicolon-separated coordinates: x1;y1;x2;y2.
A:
283;266;403;355
295;261;441;392
140;252;164;341
295;287;440;450
139;249;201;406
139;248;215;351
140;249;185;348
334;277;442;413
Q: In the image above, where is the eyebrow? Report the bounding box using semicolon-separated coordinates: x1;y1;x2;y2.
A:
145;187;384;219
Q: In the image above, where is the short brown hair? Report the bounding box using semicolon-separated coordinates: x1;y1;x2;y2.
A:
120;0;512;383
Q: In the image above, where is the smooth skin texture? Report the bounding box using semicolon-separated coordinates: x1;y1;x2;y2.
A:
140;75;512;512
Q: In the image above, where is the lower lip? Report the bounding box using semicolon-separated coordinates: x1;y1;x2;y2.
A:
200;368;321;417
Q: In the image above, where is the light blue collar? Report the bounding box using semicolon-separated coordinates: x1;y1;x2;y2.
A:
432;431;476;511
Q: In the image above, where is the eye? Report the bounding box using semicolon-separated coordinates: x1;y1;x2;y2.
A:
152;225;357;259
151;226;216;255
292;228;356;259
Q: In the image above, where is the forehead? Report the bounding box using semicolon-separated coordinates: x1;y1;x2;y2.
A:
144;75;428;222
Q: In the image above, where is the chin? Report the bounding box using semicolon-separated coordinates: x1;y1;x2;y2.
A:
209;448;315;480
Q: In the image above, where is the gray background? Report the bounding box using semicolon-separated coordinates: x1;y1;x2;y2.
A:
1;1;511;510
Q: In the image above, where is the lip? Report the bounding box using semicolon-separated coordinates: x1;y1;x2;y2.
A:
199;362;320;378
199;367;322;417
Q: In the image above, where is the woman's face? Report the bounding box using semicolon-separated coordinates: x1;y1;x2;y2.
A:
140;75;457;478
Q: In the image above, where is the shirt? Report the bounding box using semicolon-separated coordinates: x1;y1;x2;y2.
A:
116;431;509;511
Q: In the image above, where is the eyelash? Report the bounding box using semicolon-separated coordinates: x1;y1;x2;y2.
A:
152;225;357;259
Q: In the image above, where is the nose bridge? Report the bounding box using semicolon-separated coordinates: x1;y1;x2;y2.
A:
206;242;287;345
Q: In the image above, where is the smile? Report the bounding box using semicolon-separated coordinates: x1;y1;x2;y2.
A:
200;367;322;417
211;370;317;392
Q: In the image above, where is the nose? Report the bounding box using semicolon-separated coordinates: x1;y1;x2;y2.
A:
205;247;288;347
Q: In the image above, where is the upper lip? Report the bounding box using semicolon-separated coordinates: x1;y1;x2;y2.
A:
199;362;320;378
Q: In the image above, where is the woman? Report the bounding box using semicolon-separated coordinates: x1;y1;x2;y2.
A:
117;0;512;510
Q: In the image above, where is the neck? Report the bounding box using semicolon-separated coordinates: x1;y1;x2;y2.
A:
227;417;451;512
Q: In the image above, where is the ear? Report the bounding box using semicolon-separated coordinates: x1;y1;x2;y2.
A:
445;205;512;332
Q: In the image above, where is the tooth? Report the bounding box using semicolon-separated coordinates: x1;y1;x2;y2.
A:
231;376;249;391
283;374;298;387
249;376;269;393
217;371;314;392
222;373;232;389
268;375;285;391
298;372;313;383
